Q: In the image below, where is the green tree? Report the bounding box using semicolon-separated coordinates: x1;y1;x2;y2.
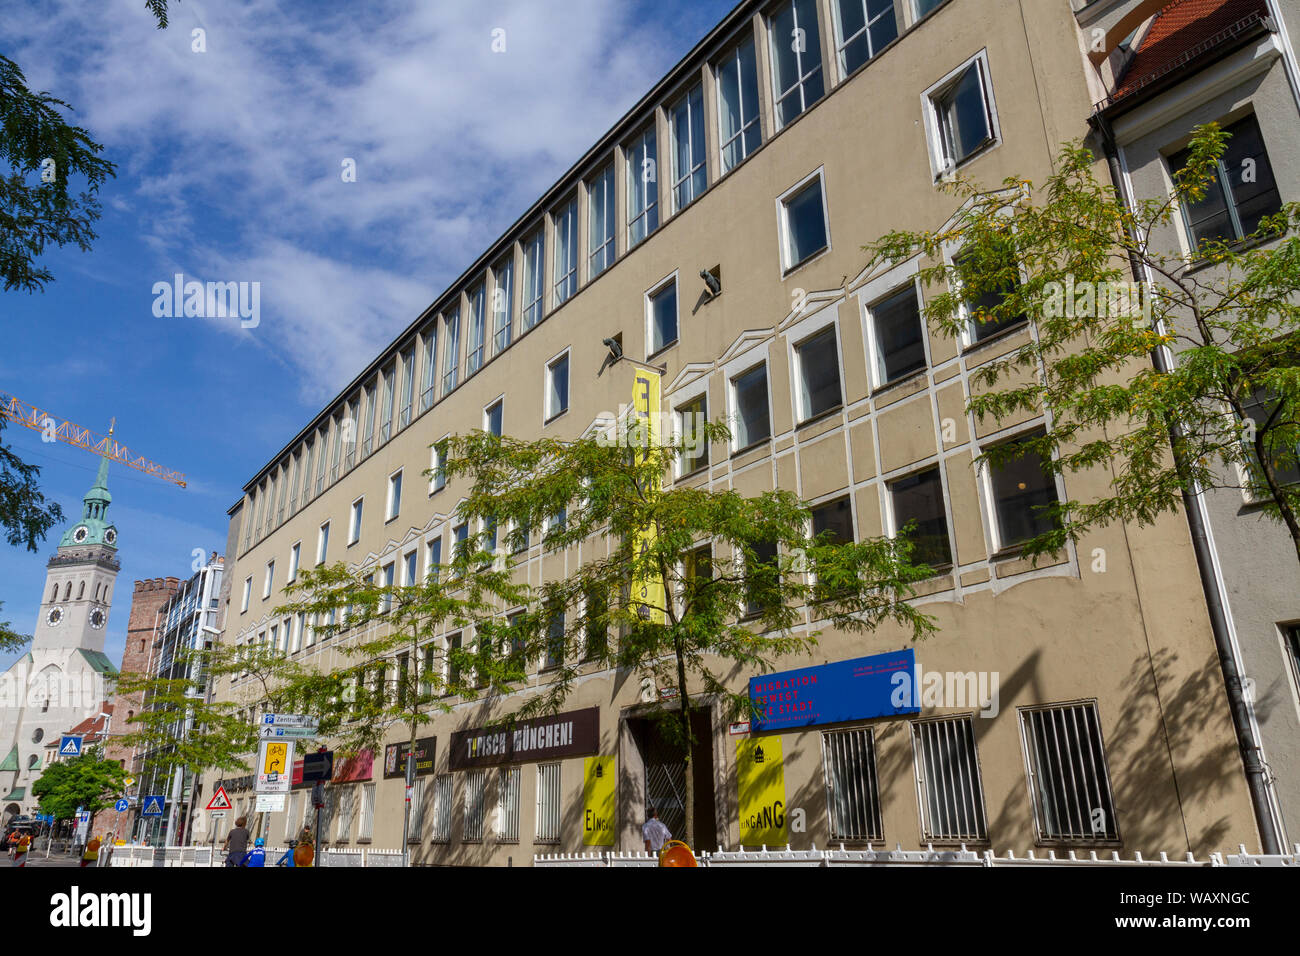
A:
0;418;63;553
864;125;1300;566
32;750;127;829
439;416;937;847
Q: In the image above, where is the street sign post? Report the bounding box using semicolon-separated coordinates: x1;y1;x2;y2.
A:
255;739;295;794
114;799;129;813
259;725;318;739
141;795;165;817
59;735;83;757
206;786;233;811
260;713;318;728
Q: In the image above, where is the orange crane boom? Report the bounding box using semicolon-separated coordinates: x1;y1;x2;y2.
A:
0;391;186;488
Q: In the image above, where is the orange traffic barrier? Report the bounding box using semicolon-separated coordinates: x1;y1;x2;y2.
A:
657;840;698;867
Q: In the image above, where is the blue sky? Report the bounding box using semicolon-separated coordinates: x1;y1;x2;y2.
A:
0;0;738;671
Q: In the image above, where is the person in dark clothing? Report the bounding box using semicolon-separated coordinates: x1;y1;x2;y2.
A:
223;816;250;867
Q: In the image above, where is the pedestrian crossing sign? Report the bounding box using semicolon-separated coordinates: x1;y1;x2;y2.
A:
141;795;165;817
59;735;82;757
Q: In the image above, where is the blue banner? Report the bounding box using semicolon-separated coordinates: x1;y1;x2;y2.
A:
749;649;918;731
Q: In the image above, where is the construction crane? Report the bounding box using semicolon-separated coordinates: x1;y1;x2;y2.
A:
0;391;186;488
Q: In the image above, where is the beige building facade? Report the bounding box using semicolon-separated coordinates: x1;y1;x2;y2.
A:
202;0;1268;862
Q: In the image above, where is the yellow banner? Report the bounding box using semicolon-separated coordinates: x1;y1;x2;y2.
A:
582;756;616;846
736;737;788;846
631;367;665;623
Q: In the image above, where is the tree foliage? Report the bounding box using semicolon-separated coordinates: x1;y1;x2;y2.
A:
0;418;64;553
0;55;116;293
32;751;127;821
864;126;1300;565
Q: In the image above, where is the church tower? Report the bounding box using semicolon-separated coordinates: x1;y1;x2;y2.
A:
33;451;120;653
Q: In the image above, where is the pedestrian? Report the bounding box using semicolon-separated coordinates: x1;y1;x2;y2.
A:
12;833;31;867
238;837;266;868
641;807;672;855
81;835;101;868
222;816;250;867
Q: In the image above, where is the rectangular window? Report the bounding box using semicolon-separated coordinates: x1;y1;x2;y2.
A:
419;325;437;412
317;521;330;565
544;607;565;670
536;763;562;843
453;522;469;560
930;56;995;173
521;229;545;330
770;0;825;130
678;395;708;475
466;282;487;376
425;536;442;583
485;400;503;437
961;250;1026;343
871;284;927;384
492;257;514;354
588;162;616;278
744;538;780;617
361;383;377;457
349;498;364;545
430;774;453;843
381;562;395;613
553;197;578;307
420;640;437;698
403;550;418;587
889;468;952;568
583;587;608;661
463;770;486;842
288;542;300;584
780;173;828;271
288;451;302;515
342;398;358;471
915;0;945;16
275;462;289;524
336;786;356;842
833;0;898;77
811;495;853;545
822;727;883;841
717;37;761;172
327;415;343;484
399;347;415;428
497;767;521;843
379;366;395;444
387;470;403;521
263;560;274;599
429;438;447;494
989;431;1059;549
409;777;426;841
241;576;251;613
1020;701;1119;842
670;83;707;212
648;278;678;355
912;715;988;842
358;783;376;841
796;326;842;421
626;126;659;247
1241;385;1300;488
1171;115;1282;253
315;425;328;495
441;309;460;396
547;353;570;422
732;364;771;450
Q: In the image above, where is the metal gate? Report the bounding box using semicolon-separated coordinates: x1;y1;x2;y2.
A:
643;731;687;841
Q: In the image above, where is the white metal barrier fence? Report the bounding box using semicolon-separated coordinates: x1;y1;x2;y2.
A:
110;844;405;866
535;843;1300;867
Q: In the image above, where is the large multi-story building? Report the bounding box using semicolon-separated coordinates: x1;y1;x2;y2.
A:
203;0;1295;863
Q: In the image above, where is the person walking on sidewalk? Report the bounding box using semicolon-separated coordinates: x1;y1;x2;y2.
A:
222;816;250;867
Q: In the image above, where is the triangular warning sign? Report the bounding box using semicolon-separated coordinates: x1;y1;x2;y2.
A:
60;738;80;755
206;785;233;811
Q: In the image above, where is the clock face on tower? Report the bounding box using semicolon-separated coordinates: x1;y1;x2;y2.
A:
47;607;63;626
104;528;117;546
89;607;106;629
72;526;89;543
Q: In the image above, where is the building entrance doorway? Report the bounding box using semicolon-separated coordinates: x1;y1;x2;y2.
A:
626;707;717;852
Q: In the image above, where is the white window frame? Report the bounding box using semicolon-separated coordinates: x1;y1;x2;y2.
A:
425;534;443;583
430;774;453;843
545;348;571;424
386;469;403;522
263;560;275;599
587;160;617;279
911;713;989;842
921;49;1000;180
669;81;707;213
349;496;364;546
241;576;251;613
287;541;301;584
975;426;1062;556
552;195;579;307
669;376;710;478
722;341;774;454
429;432;449;495
1017;699;1120;844
536;762;562;844
466;280;487;377
625;124;659;249
403;548;419;587
858;257;928;390
645;271;680;357
715;36;762;174
358;782;376;841
463;769;487;843
767;0;825;131
484;396;505;438
883;464;954;571
785;307;844;425
496;766;521;843
317;521;330;565
775;166;831;275
831;0;899;80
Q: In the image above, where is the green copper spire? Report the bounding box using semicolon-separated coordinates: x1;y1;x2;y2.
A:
58;421;118;550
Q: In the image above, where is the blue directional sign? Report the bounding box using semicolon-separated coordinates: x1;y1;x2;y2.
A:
141;795;165;817
114;798;129;813
59;735;83;757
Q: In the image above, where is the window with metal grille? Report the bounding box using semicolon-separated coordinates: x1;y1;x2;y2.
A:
911;715;988;842
358;783;376;841
1019;700;1119;843
821;727;883;841
536;762;562;843
430;774;452;843
497;767;521;843
335;786;355;842
463;770;486;842
409;777;426;842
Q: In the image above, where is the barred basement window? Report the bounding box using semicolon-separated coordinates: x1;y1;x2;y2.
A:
911;715;988;842
1019;700;1119;843
497;767;521;843
536;762;562;843
429;774;452;843
463;769;486;842
821;727;883;841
